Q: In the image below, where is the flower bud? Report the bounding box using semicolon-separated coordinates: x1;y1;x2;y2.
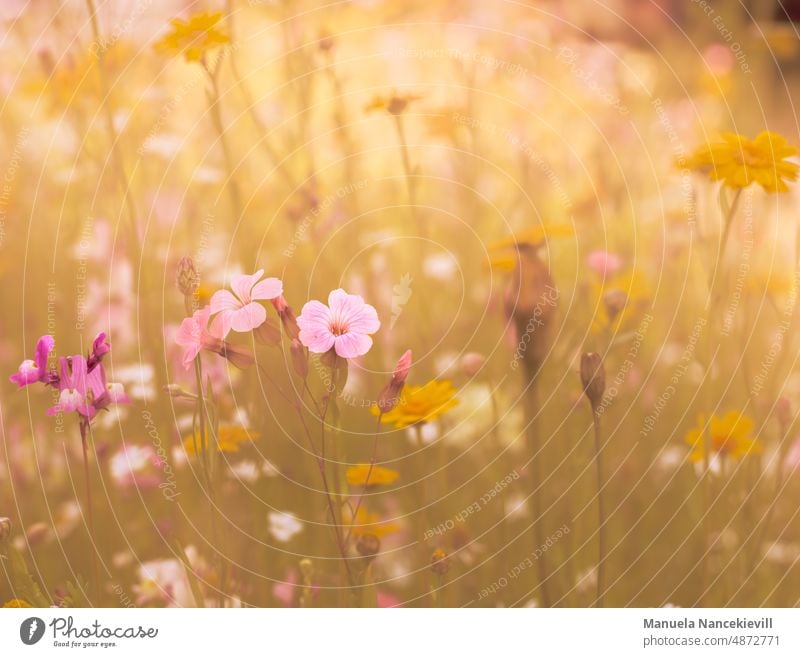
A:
253;318;281;346
461;352;485;377
0;517;11;542
25;522;50;546
290;339;308;379
318;31;335;52
356;533;381;563
163;383;196;400
271;295;300;340
376;350;412;413
504;246;557;373
777;396;792;428
176;256;199;297
220;342;255;370
580;352;605;410
299;558;314;580
430;548;450;576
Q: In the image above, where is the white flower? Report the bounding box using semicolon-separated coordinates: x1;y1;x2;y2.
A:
268;511;303;543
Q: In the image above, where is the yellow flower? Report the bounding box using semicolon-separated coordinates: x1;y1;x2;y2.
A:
194;283;214;307
685;411;760;463
685;131;799;193
746;266;797;305
373;380;459;428
487;224;574;271
590;270;649;334
183;426;259;455
4;598;31;608
364;92;422;115
346;508;399;539
155;11;230;62
346;464;399;487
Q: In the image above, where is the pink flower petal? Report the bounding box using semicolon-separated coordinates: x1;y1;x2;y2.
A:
251;277;283;301
210;289;242;314
297;300;331;331
210;312;232;340
334;332;372;358
229;302;267;333
299;327;335;353
230;270;264;305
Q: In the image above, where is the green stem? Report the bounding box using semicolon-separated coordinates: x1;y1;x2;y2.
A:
591;409;606;608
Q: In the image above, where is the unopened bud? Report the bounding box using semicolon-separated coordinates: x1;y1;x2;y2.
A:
0;517;11;541
163;384;196;400
318;31;334;52
461;352;485;377
26;522;50;546
220;342;255;370
777;396;792;428
504;247;557;373
580;352;605;410
376;350;412;413
271;296;300;340
356;533;381;562
176;257;199;297
290;339;308;379
254;318;281;346
299;558;314;580
430;548;450;576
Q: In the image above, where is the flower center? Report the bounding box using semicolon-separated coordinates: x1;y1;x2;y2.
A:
735;145;769;168
711;433;733;454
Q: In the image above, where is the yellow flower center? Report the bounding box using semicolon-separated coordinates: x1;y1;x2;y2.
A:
734;144;769;168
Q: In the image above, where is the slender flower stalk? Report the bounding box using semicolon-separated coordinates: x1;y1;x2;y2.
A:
581;352;607;607
201;53;244;222
79;419;101;603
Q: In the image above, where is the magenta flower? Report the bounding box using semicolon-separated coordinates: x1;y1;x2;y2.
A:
209;269;283;338
47;356;91;417
88;332;110;369
10;335;55;387
175;306;224;369
46;356;129;419
298;289;380;358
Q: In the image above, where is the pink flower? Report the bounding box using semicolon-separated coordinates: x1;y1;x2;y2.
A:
209;270;283;338
377;349;412;412
297;289;381;359
10;335;55;387
586;250;624;276
46;356;130;418
47;356;91;417
174;306;223;369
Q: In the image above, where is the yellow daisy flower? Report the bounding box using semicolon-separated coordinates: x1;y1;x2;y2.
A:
346;508;399;539
346;464;399;487
183;426;259;455
4;598;32;608
373;380;459;428
686;131;799;193
685;411;760;463
155;11;230;63
487;224;574;272
364;92;422;115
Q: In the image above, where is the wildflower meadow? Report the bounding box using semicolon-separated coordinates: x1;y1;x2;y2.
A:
3;0;800;614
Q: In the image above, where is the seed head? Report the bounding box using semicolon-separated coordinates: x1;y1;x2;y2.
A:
176;256;199;297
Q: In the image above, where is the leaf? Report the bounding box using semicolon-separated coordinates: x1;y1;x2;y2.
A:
62;576;91;608
0;538;51;607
